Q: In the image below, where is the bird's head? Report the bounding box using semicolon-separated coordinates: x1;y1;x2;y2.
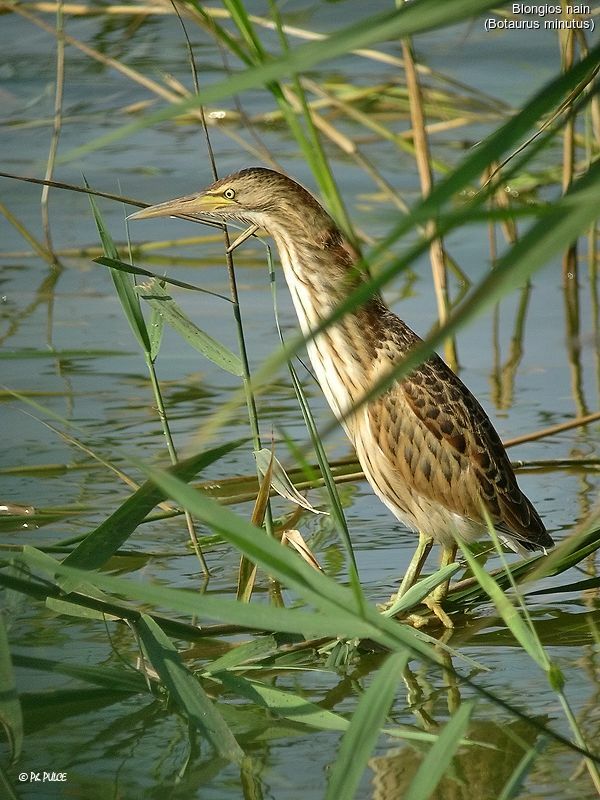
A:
129;167;333;235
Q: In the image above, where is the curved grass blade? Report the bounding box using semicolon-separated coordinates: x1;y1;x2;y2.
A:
459;542;547;670
94;256;231;302
254;448;327;514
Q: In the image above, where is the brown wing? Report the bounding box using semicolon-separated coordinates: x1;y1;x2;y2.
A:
367;351;552;550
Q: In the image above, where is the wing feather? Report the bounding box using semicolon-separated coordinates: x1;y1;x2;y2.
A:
366;349;551;550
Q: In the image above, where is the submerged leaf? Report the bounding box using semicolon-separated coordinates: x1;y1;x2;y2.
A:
219;673;349;731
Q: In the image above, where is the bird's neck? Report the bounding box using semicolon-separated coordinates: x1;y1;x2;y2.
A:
270;220;376;328
269;219;389;422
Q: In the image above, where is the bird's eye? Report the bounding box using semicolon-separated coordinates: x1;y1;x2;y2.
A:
223;188;236;200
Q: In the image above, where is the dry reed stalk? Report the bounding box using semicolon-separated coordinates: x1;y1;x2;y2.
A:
400;36;457;370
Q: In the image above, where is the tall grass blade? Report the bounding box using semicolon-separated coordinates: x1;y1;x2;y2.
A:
459;543;547;669
266;242;361;597
190;49;600;444
325;651;409;800
87;187;150;352
58;0;503;163
404;701;475;800
322;153;600;437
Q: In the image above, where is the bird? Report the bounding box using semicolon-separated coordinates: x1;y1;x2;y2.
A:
130;166;554;626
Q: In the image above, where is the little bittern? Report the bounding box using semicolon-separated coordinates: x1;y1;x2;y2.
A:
131;167;554;626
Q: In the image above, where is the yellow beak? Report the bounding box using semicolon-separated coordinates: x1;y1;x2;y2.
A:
128;193;236;220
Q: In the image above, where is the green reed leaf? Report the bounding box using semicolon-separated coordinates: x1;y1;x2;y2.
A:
136;614;245;764
88;187;151;353
63;440;246;574
137;279;243;376
0;614;23;762
325;651;409;800
404;701;475;800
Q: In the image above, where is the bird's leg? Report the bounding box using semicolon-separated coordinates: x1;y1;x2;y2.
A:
380;531;434;612
398;531;434;596
423;542;458;628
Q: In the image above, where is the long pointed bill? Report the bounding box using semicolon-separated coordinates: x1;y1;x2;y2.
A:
128;193;236;220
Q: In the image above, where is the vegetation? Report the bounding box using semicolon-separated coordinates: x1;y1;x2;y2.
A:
0;1;599;798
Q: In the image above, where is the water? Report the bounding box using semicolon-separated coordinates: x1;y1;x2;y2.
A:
1;3;599;798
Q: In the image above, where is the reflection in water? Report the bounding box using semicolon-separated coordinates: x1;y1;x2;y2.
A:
491;283;532;411
563;267;589;418
369;715;545;800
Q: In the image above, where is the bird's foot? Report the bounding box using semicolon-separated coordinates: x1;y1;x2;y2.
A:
401;606;453;629
376;591;402;613
402;612;431;629
378;591;454;629
423;597;454;629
